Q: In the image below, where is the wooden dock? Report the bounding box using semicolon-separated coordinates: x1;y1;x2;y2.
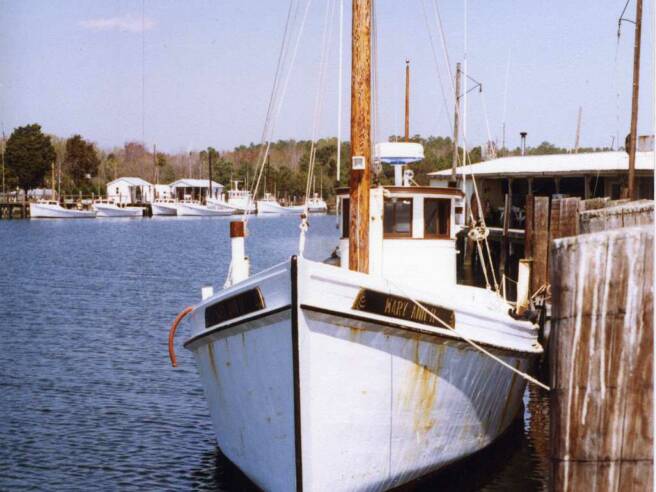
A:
0;201;28;219
548;199;653;491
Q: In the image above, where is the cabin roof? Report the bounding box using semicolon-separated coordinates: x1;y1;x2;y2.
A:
336;185;464;197
107;177;152;187
169;179;223;189
428;151;655;178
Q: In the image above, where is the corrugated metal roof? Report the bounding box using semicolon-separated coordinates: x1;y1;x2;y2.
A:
107;177;153;186
169;179;223;188
428;151;654;178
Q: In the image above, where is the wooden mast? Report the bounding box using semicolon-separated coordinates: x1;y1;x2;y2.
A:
627;0;642;200
349;0;371;273
405;59;410;141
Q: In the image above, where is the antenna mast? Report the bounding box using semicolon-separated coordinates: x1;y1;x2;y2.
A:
405;59;410;141
574;107;582;153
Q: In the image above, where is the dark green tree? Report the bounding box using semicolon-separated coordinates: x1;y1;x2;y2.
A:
65;135;100;188
4;124;56;192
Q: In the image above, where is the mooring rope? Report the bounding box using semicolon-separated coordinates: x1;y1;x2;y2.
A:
385;278;550;391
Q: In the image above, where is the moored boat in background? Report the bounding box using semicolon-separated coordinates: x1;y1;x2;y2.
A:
30;200;97;219
93;199;143;218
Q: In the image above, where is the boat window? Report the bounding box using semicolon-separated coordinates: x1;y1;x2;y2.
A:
384;198;413;238
424;198;450;238
341;198;350;238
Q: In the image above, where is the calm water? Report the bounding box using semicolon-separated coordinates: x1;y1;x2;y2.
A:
0;215;549;491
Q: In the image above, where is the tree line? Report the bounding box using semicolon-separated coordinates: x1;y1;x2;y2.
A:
0;123;613;200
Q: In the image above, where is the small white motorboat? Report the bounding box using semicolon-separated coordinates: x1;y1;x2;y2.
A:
30;200;96;219
257;193;305;215
151;200;179;216
93;200;143;218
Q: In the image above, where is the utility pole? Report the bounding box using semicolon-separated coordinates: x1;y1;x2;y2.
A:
405;59;410;141
574;106;582;153
348;0;371;273
627;0;642;200
1;128;5;199
451;62;462;183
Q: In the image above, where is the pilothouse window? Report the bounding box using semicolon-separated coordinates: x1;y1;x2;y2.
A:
384;198;413;237
424;198;450;238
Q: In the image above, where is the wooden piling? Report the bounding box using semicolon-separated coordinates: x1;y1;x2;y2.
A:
499;193;510;279
524;194;534;259
549;224;653;491
531;196;550;294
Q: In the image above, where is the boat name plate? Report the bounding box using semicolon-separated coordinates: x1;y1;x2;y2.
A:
352;289;455;328
205;288;265;328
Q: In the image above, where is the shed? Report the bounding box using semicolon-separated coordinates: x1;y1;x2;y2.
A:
428;151;654;228
169;179;223;201
106;177;154;204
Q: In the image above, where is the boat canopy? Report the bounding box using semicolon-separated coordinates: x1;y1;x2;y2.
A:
375;142;424;165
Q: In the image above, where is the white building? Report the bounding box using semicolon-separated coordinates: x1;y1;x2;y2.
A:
154;184;172;200
169;179;223;201
106;177;154;204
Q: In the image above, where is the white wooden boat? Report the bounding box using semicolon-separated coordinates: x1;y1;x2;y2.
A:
30;201;96;219
93;200;143;217
257;193;305;215
306;193;328;213
180;184;542;491
151;200;178;216
207;181;256;214
171;3;544;490
176;201;233;217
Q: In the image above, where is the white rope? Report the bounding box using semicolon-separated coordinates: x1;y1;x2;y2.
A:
385;278;550;391
336;0;344;182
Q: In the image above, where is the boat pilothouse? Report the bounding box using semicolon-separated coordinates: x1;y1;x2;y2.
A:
337;142;463;285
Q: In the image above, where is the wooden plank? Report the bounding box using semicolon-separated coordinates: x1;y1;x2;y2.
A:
559;197;580;237
550;198;562;240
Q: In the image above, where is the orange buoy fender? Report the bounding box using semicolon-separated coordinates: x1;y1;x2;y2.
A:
168;306;193;367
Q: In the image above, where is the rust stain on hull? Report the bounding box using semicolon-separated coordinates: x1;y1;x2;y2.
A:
207;343;219;380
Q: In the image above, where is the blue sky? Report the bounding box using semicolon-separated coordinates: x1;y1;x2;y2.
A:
1;0;654;153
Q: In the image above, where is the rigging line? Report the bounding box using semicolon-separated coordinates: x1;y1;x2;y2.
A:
480;91;494;149
248;0;314;220
501;48;511;151
385;277;550;391
372;0;381;172
246;0;296;204
141;0;146;148
303;0;336;210
336;0;344;182
421;0;454;135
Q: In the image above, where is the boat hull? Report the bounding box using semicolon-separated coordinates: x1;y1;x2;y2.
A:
94;204;143;217
29;203;96;219
257;200;305;215
184;258;541;491
151;202;178;216
176;203;233;216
